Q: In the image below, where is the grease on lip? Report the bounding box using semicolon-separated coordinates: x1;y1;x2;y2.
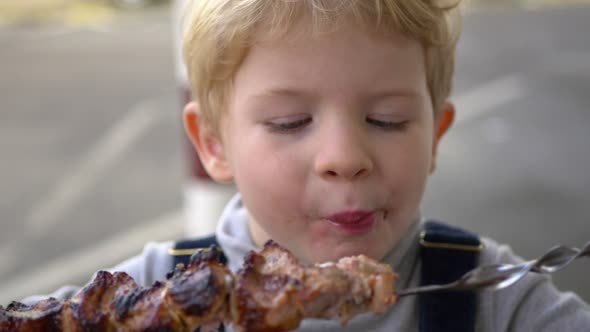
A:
325;210;378;235
327;210;375;225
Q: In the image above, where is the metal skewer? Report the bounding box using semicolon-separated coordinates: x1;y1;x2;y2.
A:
396;241;590;297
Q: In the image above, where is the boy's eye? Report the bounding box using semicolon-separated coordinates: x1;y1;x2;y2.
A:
366;116;409;131
266;117;312;132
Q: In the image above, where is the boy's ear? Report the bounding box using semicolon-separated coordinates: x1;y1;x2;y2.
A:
430;101;455;174
183;102;234;183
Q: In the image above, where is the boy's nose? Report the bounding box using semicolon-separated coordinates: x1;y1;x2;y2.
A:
314;133;373;181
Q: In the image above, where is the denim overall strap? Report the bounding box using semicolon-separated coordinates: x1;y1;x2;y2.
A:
170;235;227;332
169;235;227;268
419;220;482;332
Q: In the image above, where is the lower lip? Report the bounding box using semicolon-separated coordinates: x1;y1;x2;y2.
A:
326;213;377;235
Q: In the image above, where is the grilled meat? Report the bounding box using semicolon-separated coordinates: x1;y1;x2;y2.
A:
1;241;397;332
1;247;232;332
232;241;397;331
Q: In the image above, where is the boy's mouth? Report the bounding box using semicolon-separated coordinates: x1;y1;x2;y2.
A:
325;210;377;235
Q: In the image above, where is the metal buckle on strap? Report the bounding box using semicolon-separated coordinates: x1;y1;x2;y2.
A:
167;247;209;256
419;231;484;252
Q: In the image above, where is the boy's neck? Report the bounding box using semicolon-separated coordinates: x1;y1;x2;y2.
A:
247;212;270;249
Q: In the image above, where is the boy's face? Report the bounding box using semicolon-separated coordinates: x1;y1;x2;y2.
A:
186;22;454;263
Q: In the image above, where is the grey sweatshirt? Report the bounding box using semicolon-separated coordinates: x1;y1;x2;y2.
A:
23;194;590;331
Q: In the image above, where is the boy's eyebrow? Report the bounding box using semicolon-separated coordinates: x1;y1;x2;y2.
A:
365;89;422;101
250;87;317;101
250;87;421;101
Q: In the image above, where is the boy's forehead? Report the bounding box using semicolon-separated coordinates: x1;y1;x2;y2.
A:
246;21;424;74
232;23;428;106
253;11;413;48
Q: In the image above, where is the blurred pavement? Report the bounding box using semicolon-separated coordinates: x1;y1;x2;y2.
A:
0;1;589;306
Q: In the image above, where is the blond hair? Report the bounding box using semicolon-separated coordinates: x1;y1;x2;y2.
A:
182;0;463;132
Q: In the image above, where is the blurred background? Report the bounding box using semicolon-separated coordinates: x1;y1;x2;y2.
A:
0;0;589;305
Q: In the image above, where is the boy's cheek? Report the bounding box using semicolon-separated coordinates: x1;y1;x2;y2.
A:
236;140;307;189
236;157;307;217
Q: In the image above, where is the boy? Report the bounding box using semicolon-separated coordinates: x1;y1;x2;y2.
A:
21;0;590;331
